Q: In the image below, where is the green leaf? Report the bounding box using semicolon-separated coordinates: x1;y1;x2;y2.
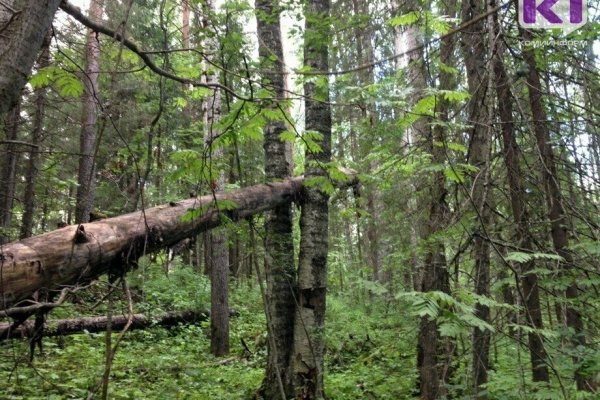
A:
279;130;296;142
439;62;458;75
388;11;420;27
303;130;324;153
56;73;84;98
505;252;532;263
412;95;436;116
440;90;470;102
29;66;58;88
188;87;213;99
30;66;84;98
444;167;464;183
505;251;564;263
215;199;238;211
304;176;335;195
174;97;188;108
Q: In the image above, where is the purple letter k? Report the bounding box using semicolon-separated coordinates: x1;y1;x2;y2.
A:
523;0;563;24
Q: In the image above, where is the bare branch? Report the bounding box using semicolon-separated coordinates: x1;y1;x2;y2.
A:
58;0;251;102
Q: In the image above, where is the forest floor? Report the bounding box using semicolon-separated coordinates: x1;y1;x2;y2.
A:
0;261;577;399
0;263;416;399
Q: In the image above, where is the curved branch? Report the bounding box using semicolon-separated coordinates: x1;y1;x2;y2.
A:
59;0;251;101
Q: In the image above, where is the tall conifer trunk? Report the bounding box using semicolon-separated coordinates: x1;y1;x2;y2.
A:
492;19;549;383
394;0;455;396
75;0;104;224
0;98;21;244
201;0;230;357
20;31;52;239
521;29;591;391
460;0;493;394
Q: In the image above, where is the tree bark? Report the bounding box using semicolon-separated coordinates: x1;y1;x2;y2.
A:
182;0;190;49
0;0;62;116
493;22;549;383
0;310;217;340
292;0;332;397
461;0;493;395
394;0;455;396
393;0;427;291
200;0;230;358
255;0;296;397
20;30;52;240
74;0;104;224
0;98;21;244
521;29;591;391
0;176;355;311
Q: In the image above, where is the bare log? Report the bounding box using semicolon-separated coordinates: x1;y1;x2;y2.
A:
0;309;216;340
0;178;308;309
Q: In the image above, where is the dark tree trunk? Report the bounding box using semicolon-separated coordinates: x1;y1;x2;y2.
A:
405;1;456;400
0;0;62;116
0;98;22;244
75;0;104;224
291;0;332;397
493;23;549;383
20;31;52;240
521;29;591;391
461;0;493;395
255;0;296;397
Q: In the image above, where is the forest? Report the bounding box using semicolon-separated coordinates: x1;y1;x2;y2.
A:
0;0;599;398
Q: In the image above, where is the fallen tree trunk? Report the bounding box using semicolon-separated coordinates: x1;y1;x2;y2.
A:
0;309;213;340
0;177;313;310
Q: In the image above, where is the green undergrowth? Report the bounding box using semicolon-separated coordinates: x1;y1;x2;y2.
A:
0;262;416;399
1;261;591;399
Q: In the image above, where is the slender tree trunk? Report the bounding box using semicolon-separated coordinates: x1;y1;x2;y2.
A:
201;0;230;357
20;31;52;240
182;0;190;49
292;0;331;397
394;0;455;396
349;0;380;284
493;23;549;383
255;0;296;397
75;0;104;224
521;29;591;391
461;0;493;395
0;97;21;244
393;0;426;291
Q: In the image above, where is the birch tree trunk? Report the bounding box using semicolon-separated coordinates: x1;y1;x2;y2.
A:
292;0;332;396
75;0;104;224
255;0;296;397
